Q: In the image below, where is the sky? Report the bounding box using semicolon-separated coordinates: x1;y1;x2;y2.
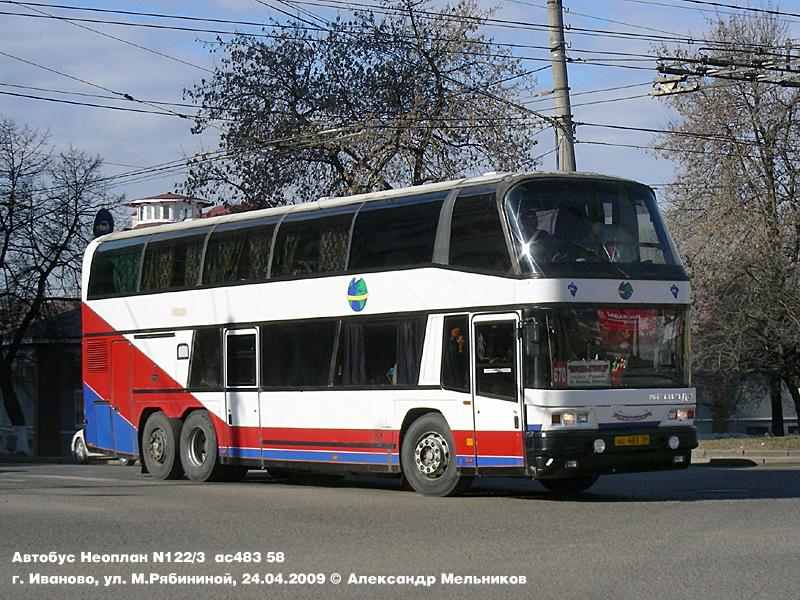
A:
1;0;796;220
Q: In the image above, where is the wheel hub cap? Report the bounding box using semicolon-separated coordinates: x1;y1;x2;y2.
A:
414;432;450;480
149;428;167;464
187;427;207;467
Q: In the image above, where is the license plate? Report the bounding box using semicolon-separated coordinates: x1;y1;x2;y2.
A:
614;434;650;447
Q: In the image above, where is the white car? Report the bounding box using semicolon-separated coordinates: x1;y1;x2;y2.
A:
71;429;106;464
71;429;136;465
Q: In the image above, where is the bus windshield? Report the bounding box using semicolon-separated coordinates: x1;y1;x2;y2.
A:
523;306;690;389
505;178;686;279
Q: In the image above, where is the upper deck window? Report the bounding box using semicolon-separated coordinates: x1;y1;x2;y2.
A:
505;178;685;279
140;228;210;292
202;219;276;285
348;193;446;270
87;237;144;298
271;207;355;277
448;191;511;273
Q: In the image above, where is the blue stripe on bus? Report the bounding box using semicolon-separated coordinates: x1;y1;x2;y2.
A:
527;424;542;431
475;456;525;467
456;455;525;468
82;383;137;454
229;447;400;465
227;447;262;459
230;448;524;468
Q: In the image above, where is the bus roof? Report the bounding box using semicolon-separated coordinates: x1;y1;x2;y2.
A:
99;171;645;243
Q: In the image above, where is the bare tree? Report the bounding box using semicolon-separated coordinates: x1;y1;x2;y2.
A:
655;12;800;434
182;0;543;208
0;117;119;453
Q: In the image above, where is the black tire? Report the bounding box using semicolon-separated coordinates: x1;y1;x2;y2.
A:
179;410;227;482
141;412;184;480
74;437;89;465
401;413;471;497
539;475;599;494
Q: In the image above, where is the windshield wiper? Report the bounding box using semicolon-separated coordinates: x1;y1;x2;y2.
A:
560;240;629;278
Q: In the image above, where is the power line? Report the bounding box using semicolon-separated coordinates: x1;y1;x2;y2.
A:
575;120;791;150
618;0;800;26
0;86;563;127
0;49;190;120
3;0;789;54
507;0;685;37
575;139;778;159
289;0;795;50
0;8;647;71
7;0;213;74
0;89;195;117
24;126;375;195
0;6;664;67
671;0;800;20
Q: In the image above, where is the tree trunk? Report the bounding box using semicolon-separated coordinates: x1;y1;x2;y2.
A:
770;374;785;437
709;374;729;433
785;377;800;435
0;360;26;426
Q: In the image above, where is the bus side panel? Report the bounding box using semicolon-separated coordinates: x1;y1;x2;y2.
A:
83;304;209;455
83;383;114;451
260;390;402;467
110;341;137;455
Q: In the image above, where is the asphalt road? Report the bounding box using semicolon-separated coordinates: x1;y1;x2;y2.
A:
1;463;799;600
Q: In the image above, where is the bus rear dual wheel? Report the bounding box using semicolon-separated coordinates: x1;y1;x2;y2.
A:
141;410;247;482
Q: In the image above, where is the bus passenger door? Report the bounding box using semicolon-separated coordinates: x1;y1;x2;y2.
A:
224;328;261;461
471;314;525;471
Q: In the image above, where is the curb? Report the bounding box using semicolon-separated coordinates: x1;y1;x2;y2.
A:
692;449;800;467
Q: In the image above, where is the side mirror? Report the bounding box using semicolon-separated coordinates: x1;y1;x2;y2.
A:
523;318;540;353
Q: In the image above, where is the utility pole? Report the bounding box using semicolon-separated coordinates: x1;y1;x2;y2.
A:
547;0;576;171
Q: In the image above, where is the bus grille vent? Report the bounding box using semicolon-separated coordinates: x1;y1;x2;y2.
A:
85;339;108;372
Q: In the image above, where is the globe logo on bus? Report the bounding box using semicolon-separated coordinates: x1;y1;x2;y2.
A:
618;281;634;300
347;277;368;312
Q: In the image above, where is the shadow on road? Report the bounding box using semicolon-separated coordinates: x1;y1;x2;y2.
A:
240;465;800;503
5;463;799;503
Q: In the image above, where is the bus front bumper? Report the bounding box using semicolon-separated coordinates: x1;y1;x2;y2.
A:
526;426;698;479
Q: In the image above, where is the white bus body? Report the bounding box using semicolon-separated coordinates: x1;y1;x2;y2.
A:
82;172;696;495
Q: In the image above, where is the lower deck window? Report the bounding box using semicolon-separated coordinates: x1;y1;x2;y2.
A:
335;318;426;386
261;322;337;387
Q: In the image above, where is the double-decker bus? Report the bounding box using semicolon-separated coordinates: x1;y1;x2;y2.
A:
81;172;696;496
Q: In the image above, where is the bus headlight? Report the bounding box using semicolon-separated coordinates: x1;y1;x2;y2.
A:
668;408;695;421
552;411;589;426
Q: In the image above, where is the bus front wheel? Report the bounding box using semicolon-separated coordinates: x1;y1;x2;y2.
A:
401;413;471;497
142;412;184;480
179;410;229;482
